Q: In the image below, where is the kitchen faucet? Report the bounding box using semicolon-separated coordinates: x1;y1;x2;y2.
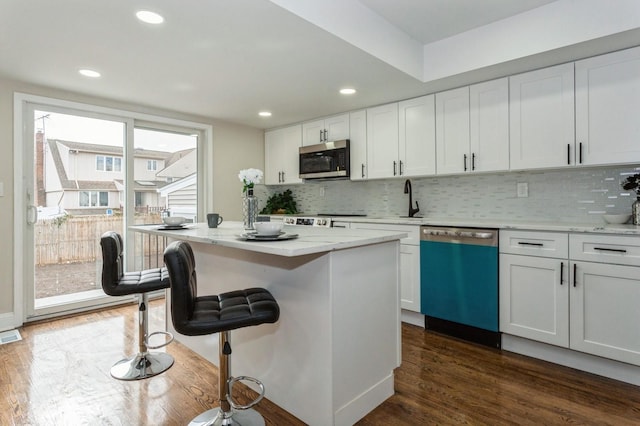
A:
403;179;420;217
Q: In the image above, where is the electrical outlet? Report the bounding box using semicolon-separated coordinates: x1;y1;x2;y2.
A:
517;182;528;198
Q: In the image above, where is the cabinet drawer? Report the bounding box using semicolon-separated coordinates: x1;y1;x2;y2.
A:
570;234;640;266
499;230;568;258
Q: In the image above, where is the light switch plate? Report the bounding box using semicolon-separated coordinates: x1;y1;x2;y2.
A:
517;182;528;198
0;182;4;197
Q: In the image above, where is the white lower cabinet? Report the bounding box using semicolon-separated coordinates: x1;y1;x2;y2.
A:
500;230;640;366
350;223;421;312
500;253;568;346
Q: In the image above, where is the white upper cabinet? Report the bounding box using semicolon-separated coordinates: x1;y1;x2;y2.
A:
470;78;509;172
509;63;575;170
302;113;349;146
436;86;470;174
575;46;640;166
349;110;367;180
436;79;508;175
399;95;436;177
367;103;399;179
264;124;303;185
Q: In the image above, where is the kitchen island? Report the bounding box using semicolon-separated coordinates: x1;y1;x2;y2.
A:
130;222;405;426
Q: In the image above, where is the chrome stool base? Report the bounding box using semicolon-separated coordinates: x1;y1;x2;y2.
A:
110;352;174;381
188;407;265;426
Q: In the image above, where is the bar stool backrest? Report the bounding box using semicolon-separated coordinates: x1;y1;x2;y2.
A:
100;231;125;296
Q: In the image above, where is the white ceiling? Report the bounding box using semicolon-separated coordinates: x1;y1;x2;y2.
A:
0;0;638;130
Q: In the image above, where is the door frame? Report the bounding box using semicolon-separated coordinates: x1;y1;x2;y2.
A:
12;93;213;326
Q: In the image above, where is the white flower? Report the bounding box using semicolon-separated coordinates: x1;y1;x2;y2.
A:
238;168;264;192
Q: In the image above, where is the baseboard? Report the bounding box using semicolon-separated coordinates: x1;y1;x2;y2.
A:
502;334;640;387
334;373;394;426
0;311;19;332
401;309;423;327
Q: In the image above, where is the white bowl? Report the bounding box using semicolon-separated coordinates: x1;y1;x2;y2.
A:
163;216;186;226
603;214;631;224
254;221;284;236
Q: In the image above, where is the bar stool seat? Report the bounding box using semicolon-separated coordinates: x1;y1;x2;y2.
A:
164;240;279;426
100;231;174;380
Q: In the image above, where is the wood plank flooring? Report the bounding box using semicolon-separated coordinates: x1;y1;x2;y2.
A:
1;300;639;425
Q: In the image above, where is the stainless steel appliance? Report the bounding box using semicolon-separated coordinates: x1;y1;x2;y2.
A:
299;140;350;180
420;226;500;347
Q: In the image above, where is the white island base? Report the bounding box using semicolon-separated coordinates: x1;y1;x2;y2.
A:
164;237;401;426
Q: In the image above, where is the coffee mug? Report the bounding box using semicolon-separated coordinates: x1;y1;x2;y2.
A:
207;213;223;228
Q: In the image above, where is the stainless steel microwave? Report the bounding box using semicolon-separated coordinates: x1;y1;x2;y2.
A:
299;140;350;180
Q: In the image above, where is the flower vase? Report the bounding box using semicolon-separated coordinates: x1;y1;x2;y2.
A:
633;197;640;226
243;188;258;230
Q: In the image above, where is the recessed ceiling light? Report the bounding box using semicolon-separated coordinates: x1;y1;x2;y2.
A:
339;88;356;95
259;111;272;117
79;69;101;78
136;10;164;24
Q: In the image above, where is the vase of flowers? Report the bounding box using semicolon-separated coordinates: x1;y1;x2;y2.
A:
622;173;640;225
238;168;263;230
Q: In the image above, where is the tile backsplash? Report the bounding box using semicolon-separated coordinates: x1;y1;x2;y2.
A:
258;165;640;225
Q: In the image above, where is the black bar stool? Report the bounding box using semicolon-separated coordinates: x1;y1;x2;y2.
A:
100;231;174;380
163;240;280;426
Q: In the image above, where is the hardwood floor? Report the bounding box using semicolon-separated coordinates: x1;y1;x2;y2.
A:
1;300;639;425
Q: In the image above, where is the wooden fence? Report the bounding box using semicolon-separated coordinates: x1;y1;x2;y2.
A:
35;214;162;266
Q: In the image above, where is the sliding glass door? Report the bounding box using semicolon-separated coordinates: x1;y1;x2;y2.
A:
17;98;203;321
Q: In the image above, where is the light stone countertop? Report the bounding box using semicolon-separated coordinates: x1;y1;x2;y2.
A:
130;221;406;257
271;215;640;236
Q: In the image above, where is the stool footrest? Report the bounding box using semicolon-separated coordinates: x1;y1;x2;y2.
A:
146;331;174;350
227;376;265;410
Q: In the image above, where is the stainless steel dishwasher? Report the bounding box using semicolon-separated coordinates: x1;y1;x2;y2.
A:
420;226;500;348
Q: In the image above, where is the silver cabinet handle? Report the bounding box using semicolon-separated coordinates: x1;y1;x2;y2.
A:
319;130;323;142
393;161;397;176
324;129;328;141
464;154;468;171
361;163;365;178
399;160;404;175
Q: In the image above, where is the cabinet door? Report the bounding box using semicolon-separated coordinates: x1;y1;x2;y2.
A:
436;86;470;174
499;254;569;346
367;103;399;179
349;110;367;180
470;78;509;172
324;113;350;142
264;128;285;185
576;46;640;166
280;125;303;184
510;63;575;170
570;261;640;366
400;244;421;312
399;95;436;177
302;119;324;146
264;125;302;185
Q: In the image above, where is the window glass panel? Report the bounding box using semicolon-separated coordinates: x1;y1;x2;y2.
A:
90;191;97;206
79;191;89;207
114;157;122;172
96;156;104;171
105;156;113;171
99;192;108;206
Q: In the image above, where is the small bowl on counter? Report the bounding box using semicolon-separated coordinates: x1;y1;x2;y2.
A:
254;221;284;236
602;214;631;224
163;216;187;226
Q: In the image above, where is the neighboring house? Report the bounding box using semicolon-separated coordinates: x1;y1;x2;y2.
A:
158;173;197;222
41;137;195;216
